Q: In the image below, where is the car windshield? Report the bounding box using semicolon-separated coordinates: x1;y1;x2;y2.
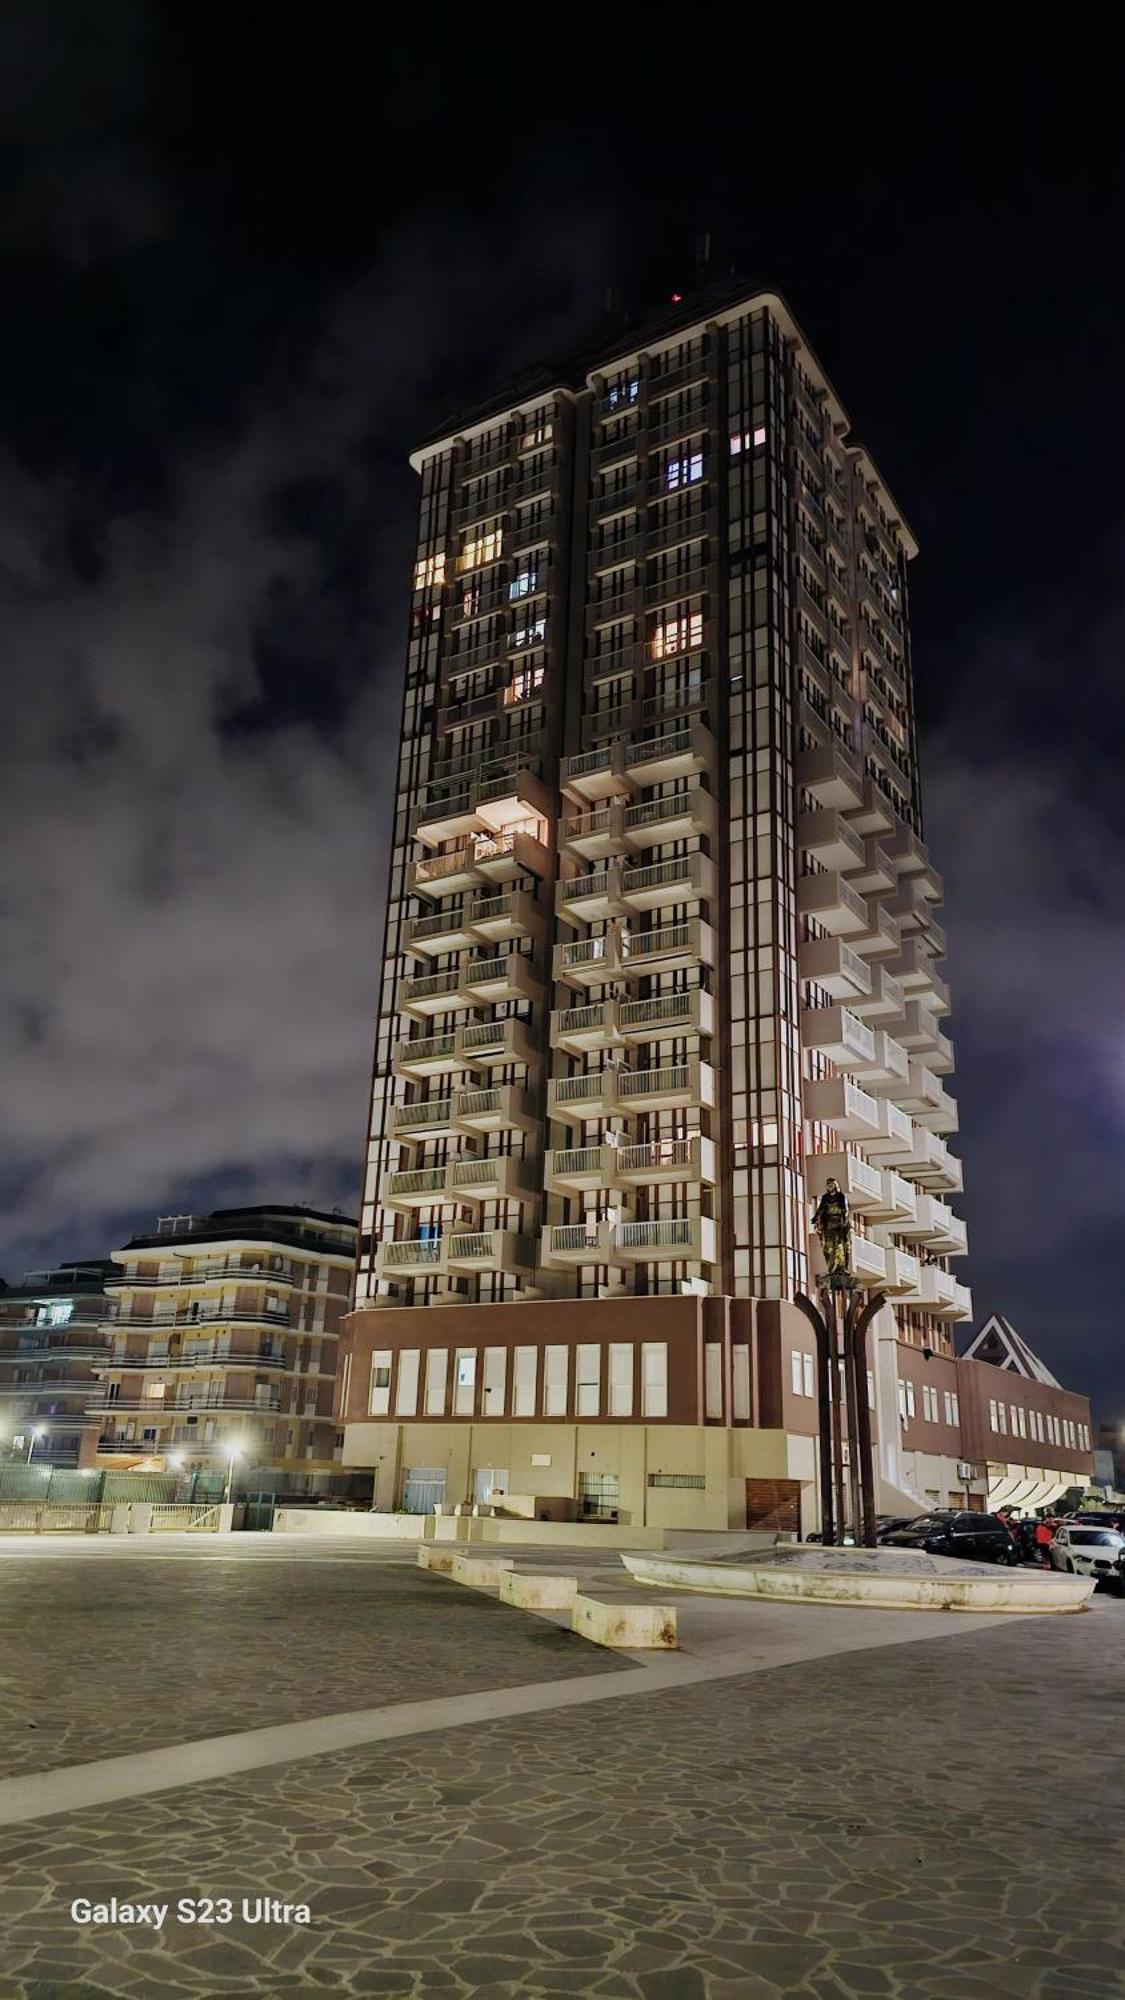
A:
897;1515;953;1533
1068;1530;1119;1547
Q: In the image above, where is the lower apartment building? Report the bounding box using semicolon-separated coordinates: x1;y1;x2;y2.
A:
91;1205;357;1494
0;1261;114;1469
336;1298;1093;1530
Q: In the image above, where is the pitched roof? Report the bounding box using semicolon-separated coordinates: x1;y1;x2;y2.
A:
961;1313;1060;1386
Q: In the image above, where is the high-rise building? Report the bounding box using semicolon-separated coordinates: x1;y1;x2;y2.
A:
92;1204;357;1493
338;285;1023;1528
0;1261;114;1469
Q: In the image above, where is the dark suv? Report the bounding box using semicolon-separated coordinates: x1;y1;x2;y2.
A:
878;1511;1021;1564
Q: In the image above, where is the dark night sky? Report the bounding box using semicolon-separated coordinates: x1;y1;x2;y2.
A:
2;9;1123;1417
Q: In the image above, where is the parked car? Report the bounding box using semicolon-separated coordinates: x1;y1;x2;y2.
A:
875;1516;917;1541
1049;1524;1125;1586
878;1511;1021;1564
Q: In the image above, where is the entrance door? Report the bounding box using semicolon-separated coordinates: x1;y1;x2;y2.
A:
745;1478;800;1534
402;1466;447;1514
473;1467;508;1507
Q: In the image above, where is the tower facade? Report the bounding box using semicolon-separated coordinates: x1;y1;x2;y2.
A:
343;288;975;1528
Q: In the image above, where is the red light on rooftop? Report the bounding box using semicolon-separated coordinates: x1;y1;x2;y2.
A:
670;292;683;303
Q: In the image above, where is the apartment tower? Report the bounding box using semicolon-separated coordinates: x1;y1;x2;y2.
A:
342;285;979;1528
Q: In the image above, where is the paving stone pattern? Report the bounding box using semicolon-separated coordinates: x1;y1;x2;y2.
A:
1;1611;1123;1998
0;1555;620;1778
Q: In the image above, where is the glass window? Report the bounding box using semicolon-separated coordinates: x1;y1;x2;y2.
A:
733;1345;751;1422
705;1343;723;1420
544;1345;568;1417
802;1353;815;1399
790;1349;803;1396
454;1350;476;1416
482;1347;506;1415
369;1350;392;1417
414;552;446;590
513;1346;536;1417
665;451;703;489
576;1344;600;1417
652;610;703;659
642;1343;668;1418
425;1348;448;1416
609;1343;633;1418
461;523;503;571
395;1349;419;1418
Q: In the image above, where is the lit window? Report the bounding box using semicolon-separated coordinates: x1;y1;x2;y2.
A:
461;524;503;571
522;419;553;449
651;611;703;659
512;615;546;650
509;563;540;600
414;552;446;590
753;425;766;448
665;451;703;490
607;378;639;409
506;664;544;704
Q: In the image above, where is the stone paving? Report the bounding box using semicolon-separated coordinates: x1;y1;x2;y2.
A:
0;1551;620;1778
1;1597;1122;1998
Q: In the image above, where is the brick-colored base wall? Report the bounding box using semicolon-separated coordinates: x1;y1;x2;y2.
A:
745;1477;800;1533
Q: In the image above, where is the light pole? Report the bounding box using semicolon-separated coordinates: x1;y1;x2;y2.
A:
27;1425;46;1465
222;1445;242;1504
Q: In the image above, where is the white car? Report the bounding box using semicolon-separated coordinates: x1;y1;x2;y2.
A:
1049;1524;1125;1583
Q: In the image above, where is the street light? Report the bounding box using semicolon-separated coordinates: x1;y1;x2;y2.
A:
222;1445;242;1504
27;1425;46;1465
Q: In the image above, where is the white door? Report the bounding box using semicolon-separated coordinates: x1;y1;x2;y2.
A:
473;1467;508;1507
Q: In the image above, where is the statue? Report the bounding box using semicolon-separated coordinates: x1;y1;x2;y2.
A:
813;1177;851;1279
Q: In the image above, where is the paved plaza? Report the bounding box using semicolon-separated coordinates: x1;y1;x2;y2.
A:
0;1538;1122;1999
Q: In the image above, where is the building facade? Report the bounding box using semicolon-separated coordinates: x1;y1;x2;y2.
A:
0;1261;114;1469
339;284;1082;1527
91;1205;356;1493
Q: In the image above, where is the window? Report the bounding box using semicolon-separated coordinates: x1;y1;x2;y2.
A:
454;1350;476;1416
482;1347;506;1415
648;1473;705;1489
576;1344;601;1417
665;451;703;489
867;1369;875;1410
395;1349;419;1417
368;1352;393;1416
424;1348;448;1416
1016;1407;1027;1439
950;1391;960;1425
461;524;503;571
996;1403;1007;1435
509;562;540;600
642;1343;668;1418
1009;1405;1018;1436
606;377;639;409
733;1345;751;1422
802;1353;815;1399
42;1302;74;1327
512;614;546;650
922;1385;939;1423
652;610;702;659
513;1346;536;1417
413;552;446;590
705;1343;723;1420
609;1343;633;1418
522;417;553;449
578;1471;619;1517
898;1379;916;1421
943;1390;958;1426
544;1345;568;1417
790;1349;803;1396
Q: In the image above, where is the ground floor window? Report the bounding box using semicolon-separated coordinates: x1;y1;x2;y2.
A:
401;1466;446;1514
578;1471;619;1519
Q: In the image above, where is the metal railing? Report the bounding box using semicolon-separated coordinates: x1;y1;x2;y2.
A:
619;993;693;1029
392;1099;453;1130
383;1240;442;1268
617;1138;695;1173
618;1065;690;1099
385;1168;447;1198
618;1218;695;1251
551;1148;603;1176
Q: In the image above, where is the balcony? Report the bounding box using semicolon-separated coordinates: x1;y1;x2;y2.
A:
616;1216;716;1266
949;1280;973;1322
910;1195;968;1257
548;1058;714;1129
559;804;628;861
868;1168;918;1225
413;792;483;847
374;1237;445;1281
542;1221;619;1270
846;839;896;897
795;743;864;811
886;939;950;1014
850;903;902;960
446;1155;537;1206
552;917;715;989
624;723;714;785
409;847;485;900
622;784;716;849
801;1004;877;1071
390;1097;455;1140
402;908;479;960
551;988;713;1056
474;828;551;886
847;965;904;1021
854;1031;911;1093
847;1238;887;1285
561;741;634;804
454;1017;537;1069
797;809;866;873
469;889;546;946
900;1061;942;1116
392;1033;459;1080
638;678;710;728
399;969;471;1021
453;1083;537;1135
382;1166;449;1213
803;1075;881;1140
805;1151;884;1213
883;1248;921;1296
861;1099;915;1161
445;1228;535;1276
888;1000;946;1055
459;952;543;1007
545;1146;616;1193
797;871;869;938
474;766;554;836
798;936;872;1006
918;1265;958;1317
556;865;627;926
902;1128;963;1193
914;1085;958;1135
620;850;715;911
615;1134;716;1187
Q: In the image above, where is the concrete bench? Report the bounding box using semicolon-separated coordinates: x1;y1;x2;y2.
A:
498;1570;579;1612
415;1546;460;1574
571;1592;678;1650
450;1555;515;1590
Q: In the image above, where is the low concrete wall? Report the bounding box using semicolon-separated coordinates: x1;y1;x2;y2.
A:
272;1509;426;1540
499;1570;579;1611
572;1593;678;1649
464;1517;667;1551
415;1546;458;1573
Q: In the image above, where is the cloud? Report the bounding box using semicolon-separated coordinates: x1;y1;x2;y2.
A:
0;214;610;1277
